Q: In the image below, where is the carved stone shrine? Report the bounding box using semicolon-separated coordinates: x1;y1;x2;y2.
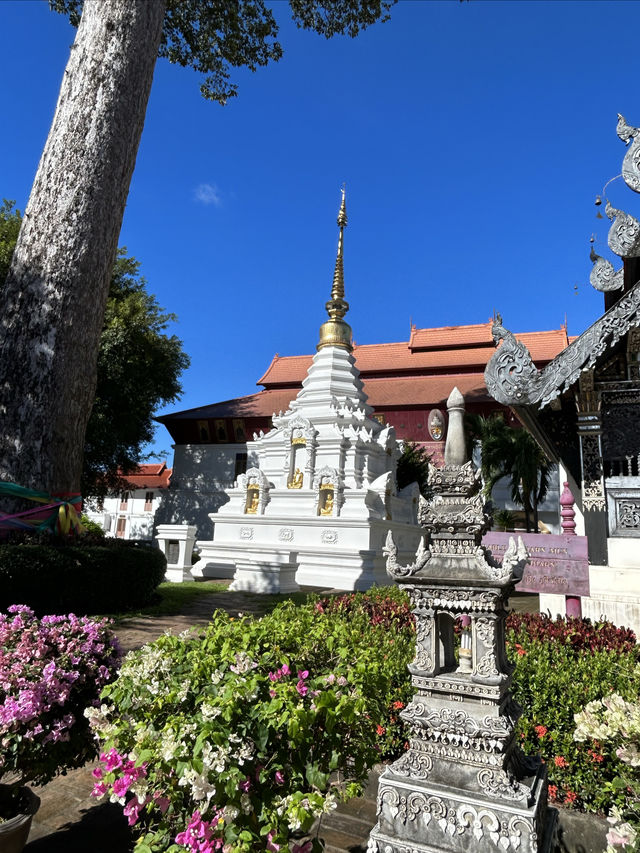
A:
368;388;555;853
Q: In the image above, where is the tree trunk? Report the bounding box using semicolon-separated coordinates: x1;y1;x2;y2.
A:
0;0;166;496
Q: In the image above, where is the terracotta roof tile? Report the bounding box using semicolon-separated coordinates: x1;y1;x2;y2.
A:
162;375;490;425
363;374;489;406
409;322;494;350
257;326;569;388
121;463;172;490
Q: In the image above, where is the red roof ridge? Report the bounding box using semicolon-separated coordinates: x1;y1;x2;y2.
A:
119;462;172;490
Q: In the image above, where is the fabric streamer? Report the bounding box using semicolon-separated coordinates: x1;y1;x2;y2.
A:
0;482;84;535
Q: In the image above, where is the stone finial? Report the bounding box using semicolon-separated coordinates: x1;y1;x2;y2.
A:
444;386;467;466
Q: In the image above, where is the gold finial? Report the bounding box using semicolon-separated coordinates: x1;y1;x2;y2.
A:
318;185;353;352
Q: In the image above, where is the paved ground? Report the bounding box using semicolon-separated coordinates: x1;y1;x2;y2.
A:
22;586;539;852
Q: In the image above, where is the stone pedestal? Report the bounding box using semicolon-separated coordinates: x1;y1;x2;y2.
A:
229;550;299;594
368;389;555;853
155;523;197;583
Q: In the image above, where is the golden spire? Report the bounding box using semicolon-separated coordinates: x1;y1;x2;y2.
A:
318;186;353;352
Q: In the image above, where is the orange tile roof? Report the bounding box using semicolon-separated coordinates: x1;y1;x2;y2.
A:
257;324;569;388
121;463;172;490
408;322;495;350
363;374;489;407
162;375;491;424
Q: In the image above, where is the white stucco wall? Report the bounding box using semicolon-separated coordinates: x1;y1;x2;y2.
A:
85;489;165;540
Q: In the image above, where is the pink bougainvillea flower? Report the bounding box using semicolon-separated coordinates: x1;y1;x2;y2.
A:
91;782;109;798
534;725;547;739
553;755;568;768
266;832;281;851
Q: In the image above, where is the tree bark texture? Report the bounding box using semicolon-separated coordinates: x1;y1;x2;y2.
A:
0;0;166;495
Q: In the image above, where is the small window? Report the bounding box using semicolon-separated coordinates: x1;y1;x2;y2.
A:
144;491;154;511
235;452;248;478
119;493;129;510
116;517;126;538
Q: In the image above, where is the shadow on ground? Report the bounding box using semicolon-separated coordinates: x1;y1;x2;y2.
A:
25;801;133;852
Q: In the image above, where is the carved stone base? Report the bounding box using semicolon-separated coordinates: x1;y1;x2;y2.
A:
368;763;553;853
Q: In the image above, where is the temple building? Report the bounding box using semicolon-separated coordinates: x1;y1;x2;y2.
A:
191;191;422;592
85;462;172;540
157;320;569;539
485;113;640;632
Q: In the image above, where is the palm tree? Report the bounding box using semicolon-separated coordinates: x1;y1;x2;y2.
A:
466;413;551;533
396;441;432;498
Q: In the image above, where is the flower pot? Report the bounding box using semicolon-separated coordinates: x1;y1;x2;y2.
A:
0;785;41;853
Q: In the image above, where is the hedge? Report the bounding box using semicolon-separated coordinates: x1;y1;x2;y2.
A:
0;540;166;615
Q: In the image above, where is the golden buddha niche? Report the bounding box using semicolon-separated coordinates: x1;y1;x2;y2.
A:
245;486;260;514
288;468;303;489
319;485;334;516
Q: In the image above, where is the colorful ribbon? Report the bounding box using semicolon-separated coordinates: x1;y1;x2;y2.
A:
0;482;84;535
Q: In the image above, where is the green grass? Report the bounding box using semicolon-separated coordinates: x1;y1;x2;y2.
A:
103;580;229;623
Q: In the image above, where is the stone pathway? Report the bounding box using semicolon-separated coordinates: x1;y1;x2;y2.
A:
23;588;540;852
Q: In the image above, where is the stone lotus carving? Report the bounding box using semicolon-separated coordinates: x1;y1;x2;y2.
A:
589;246;624;292
390;747;433;781
618;113;640;194
485;288;640;408
401;705;515;739
606;200;640;258
371;788;536;850
426;462;479;496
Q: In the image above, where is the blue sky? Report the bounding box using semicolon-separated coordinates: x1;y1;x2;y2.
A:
2;0;639;457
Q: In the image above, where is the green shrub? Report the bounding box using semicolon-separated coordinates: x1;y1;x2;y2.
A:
0;540;166;615
90;598;414;851
507;615;640;813
80;514;106;537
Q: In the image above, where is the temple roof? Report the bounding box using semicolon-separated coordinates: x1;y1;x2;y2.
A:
257;323;569;388
120;463;172;490
159;322;568;434
159;373;491;426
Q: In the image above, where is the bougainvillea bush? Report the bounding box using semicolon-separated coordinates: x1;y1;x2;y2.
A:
89;598;414;853
0;605;121;809
506;613;640;814
313;587;415;759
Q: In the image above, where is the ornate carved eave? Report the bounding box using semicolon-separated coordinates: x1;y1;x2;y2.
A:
618;114;640;194
484;280;640;409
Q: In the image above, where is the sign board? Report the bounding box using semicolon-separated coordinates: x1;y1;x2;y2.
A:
482;532;590;597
